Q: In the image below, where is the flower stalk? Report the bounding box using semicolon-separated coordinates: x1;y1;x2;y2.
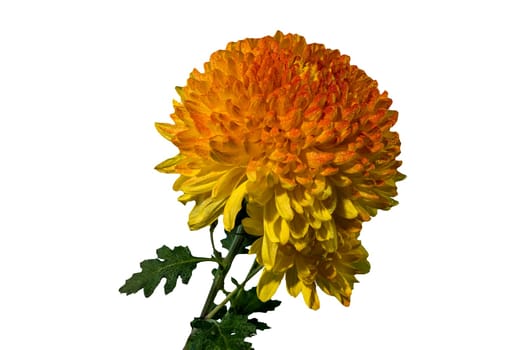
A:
183;224;263;349
205;260;262;320
199;228;245;318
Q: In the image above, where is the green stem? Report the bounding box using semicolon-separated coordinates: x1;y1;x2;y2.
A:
199;231;245;317
183;229;247;349
204;259;262;320
209;220;221;260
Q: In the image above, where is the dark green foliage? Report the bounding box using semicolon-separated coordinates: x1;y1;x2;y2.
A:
119;245;206;297
230;287;281;316
185;287;281;348
186;313;257;350
119;204;281;349
220;228;258;254
230;287;281;332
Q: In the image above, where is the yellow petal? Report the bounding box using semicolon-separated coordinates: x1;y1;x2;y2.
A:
177;192;201;204
242;217;263;236
209;135;243;164
311;199;332;221
172;175;189;191
336;197;359;219
180;170;226;194
292;238;309;252
295;256;314;283
154;122;177;141
311;175;327;196
261;234;278;269
292;187;313;207
286;268;302;297
321;237;338;253
304;207;322;229
319;220;338;252
330;173;352;187
257;269;284;301
323;193;337;214
274;246;294;272
247;175;273;205
223;181;247;231
290;195;304;214
290;215;308;239
263;200;280;243
318;183;333;200
315;219;336;242
302;284;320;310
274;217;290;245
188;196;225;230
246;202;263;221
279;174;297;190
212;167;245;199
275;186;294;221
155;155;184;174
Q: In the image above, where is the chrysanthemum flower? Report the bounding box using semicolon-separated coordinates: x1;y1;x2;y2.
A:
156;31;404;309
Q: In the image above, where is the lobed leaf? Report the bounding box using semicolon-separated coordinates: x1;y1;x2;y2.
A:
187;313;257;350
230;287;281;316
119;245;206;297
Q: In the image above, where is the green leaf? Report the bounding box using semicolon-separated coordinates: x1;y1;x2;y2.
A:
230;287;281;316
119;245;207;297
221;225;258;254
187;313;257;350
248;318;270;331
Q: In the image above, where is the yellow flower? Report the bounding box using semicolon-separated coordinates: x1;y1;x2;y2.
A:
156;31;404;309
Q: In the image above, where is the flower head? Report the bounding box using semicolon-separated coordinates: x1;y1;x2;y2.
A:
156;31;404;309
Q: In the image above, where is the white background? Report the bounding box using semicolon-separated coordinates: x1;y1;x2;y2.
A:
1;1;525;349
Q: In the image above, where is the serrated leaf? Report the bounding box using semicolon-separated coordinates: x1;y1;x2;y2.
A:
248;318;270;331
230;287;281;316
119;245;205;297
187;313;257;350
